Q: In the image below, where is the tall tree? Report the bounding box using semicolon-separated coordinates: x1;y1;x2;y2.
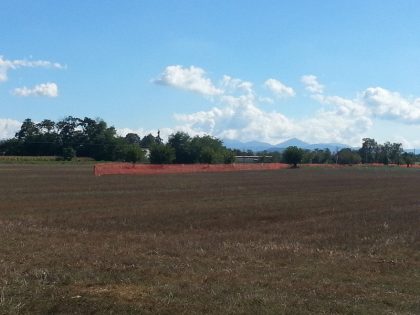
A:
359;138;378;163
168;132;193;163
140;134;158;148
56;116;82;151
337;148;361;165
16;119;40;140
389;142;403;165
283;146;304;168
125;133;141;145
149;144;175;164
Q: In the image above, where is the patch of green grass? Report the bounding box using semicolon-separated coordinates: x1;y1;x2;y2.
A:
0;156;95;164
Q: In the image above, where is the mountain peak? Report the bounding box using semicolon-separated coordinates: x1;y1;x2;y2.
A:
223;138;350;152
276;138;309;147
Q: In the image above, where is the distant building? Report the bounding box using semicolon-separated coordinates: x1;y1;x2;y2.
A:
234;155;273;163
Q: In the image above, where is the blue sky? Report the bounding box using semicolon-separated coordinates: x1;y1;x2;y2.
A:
1;0;420;147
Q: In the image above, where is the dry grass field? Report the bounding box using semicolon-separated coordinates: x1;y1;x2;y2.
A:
1;164;419;314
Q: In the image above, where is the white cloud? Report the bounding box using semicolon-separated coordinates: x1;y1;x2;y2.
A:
361;87;420;123
313;94;369;117
0;118;21;139
153;65;223;96
301;75;324;94
389;136;420;150
174;92;371;146
12;82;58;98
0;56;65;82
300;110;372;145
258;96;274;104
174;95;296;143
150;66;370;145
163;67;372;145
221;75;254;95
168;72;372;144
264;78;295;98
152;65;420;146
310;84;420;125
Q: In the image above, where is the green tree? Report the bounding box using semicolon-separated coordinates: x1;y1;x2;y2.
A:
168;132;193;163
223;150;235;164
190;135;228;163
140;133;162;148
56;116;81;150
379;143;390;165
301;150;313;164
283;146;304;168
76;117;124;161
359;138;378;163
36;119;60;155
149;144;175;164
15;118;51;156
62;147;76;161
124;144;145;164
0;138;23;155
15;118;40;140
389;142;403;165
37;119;56;134
125;133;141;145
316;148;332;164
337;148;361;165
402;152;414;168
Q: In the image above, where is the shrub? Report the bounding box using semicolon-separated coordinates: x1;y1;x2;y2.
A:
62;147;76;161
124;145;145;164
149;144;175;164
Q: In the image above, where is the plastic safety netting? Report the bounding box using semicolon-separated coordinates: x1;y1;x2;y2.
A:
94;163;290;176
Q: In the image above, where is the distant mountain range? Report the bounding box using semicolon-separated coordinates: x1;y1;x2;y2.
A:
222;138;351;152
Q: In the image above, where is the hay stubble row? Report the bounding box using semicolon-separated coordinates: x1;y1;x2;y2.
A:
0;164;419;314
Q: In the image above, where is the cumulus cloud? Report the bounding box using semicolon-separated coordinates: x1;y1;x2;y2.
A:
0;118;21;139
361;87;420;123
301;75;324;94
171;73;366;145
174;91;371;146
259;96;274;104
389;136;420;150
174;94;296;143
264;78;295;98
221;75;254;95
313;94;369;117
153;65;223;96
160;67;370;144
300;110;372;145
12;82;58;98
153;65;420;146
0;56;65;82
315;86;420;124
152;66;372;145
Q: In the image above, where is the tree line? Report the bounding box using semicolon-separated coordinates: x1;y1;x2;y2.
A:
280;138;417;167
0;117;418;166
0;116;234;164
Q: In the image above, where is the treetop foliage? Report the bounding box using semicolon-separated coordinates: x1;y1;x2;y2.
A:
0;117;233;164
282;146;304;167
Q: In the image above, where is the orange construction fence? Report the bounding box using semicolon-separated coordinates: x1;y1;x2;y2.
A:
94;162;420;176
94;163;290;176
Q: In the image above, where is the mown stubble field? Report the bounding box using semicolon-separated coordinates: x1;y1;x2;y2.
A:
0;164;420;314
